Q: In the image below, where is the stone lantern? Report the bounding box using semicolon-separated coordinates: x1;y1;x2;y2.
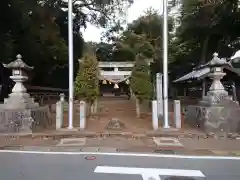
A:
0;54;51;133
186;53;240;134
208;53;228;94
200;53;230;105
3;54;38;109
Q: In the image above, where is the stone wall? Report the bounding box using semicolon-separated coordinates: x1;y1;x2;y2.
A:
0;106;51;133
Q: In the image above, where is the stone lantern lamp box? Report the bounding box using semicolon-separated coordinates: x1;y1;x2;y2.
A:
0;54;50;133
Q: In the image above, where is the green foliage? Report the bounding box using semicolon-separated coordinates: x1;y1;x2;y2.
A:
75;54;99;104
0;0;132;88
130;54;152;103
115;9;174;76
168;0;240;81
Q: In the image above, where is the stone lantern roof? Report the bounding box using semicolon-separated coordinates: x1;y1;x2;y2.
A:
3;54;33;71
207;52;228;66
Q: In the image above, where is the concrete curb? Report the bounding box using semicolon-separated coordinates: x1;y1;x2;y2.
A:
0;131;239;140
1;145;240;157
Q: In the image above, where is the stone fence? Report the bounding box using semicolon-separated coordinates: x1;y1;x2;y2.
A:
0;105;51;133
30;92;68;106
55;98;87;130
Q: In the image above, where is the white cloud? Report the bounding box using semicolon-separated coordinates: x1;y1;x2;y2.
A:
82;0;163;43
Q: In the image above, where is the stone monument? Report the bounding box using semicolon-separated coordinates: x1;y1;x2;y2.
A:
0;54;50;133
79;100;86;130
186;53;240;134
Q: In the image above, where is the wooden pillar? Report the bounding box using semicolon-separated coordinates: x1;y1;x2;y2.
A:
202;79;206;98
232;80;237;101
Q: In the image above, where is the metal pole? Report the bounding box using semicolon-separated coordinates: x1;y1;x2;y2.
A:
68;0;74;129
163;0;169;128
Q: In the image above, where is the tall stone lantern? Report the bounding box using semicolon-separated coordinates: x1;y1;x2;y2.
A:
0;54;50;133
3;54;38;109
200;53;230;105
186;53;240;134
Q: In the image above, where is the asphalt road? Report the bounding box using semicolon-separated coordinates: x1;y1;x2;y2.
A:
0;151;240;180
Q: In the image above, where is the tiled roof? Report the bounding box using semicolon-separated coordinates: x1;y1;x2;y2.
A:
173;67;210;82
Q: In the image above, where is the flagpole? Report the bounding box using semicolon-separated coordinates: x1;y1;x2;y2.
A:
68;0;74;129
163;0;169;128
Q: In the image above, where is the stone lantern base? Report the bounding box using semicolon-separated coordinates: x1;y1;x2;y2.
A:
186;92;240;134
0;93;51;133
0;106;51;133
4;92;39;109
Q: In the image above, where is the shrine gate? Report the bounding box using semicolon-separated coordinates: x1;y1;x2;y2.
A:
98;61;134;95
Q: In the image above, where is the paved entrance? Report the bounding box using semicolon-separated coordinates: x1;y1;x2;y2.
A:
87;95;152;133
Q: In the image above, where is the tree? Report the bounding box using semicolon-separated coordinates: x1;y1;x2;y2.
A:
116;9;174;76
130;54;152;117
75;53;99;114
0;0;70;88
169;0;240;81
0;0;134;89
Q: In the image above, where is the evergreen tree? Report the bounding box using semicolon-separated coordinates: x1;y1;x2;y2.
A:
75;53;99;105
130;54;152;117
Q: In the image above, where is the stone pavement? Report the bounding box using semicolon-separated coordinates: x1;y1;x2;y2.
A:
1;135;240;156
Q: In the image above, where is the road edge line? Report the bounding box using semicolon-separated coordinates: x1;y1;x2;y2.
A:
0;149;240;160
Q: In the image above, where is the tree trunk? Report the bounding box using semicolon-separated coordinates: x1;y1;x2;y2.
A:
90;103;94;114
136;98;141;118
86;102;91;116
200;35;210;64
93;99;98;113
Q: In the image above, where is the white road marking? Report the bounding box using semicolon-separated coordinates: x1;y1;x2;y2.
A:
142;173;161;180
0;150;240;160
94;166;205;179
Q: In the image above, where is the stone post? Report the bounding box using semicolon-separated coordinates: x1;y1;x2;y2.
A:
56;101;63;129
174;100;181;129
156;73;163;117
60;93;65;102
56;93;64;129
79;100;86;130
152;100;158;130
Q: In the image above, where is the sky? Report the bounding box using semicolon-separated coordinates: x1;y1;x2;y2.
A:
81;0;163;43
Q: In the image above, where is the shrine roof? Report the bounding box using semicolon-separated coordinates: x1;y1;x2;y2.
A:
173;60;239;83
173;67;210;82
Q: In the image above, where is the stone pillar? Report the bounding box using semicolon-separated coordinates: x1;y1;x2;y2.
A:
56;101;63;129
174;100;181;129
152;100;158;130
60;93;65;102
156;73;163;117
79;101;86;130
